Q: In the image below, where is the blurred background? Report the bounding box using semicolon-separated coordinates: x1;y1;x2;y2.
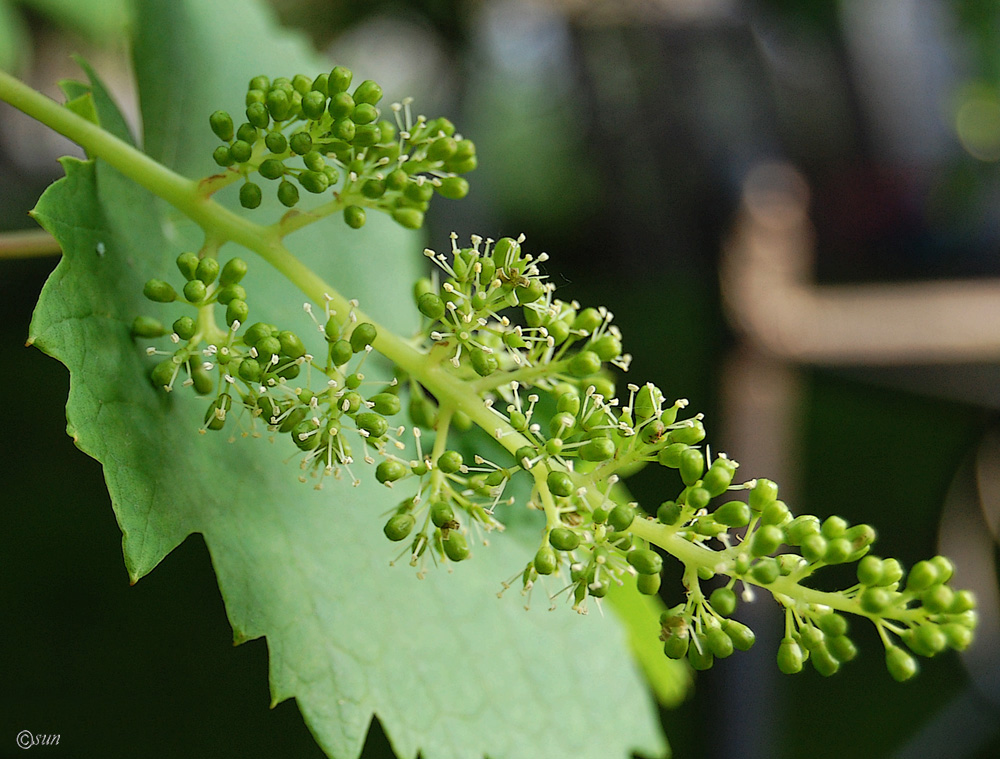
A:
2;0;1000;757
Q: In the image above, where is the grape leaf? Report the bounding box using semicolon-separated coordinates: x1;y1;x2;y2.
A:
25;2;670;758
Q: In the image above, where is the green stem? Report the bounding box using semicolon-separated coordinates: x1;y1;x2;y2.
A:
0;229;61;258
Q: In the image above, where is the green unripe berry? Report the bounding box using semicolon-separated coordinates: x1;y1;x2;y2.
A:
143;279;177;303
608;503;636;531
627;549;662;576
391;207;424;229
709;587;738;617
240;182;262;209
534;545;558;575
131;316;167;338
579;437;616;462
714;500;751;528
219;257;248;286
209;110;234;141
437;176;469;199
569;350;602;377
546;471;574;497
376;459;407;484
349;323;377;353
679;448;704;486
443;531;470;562
549;527;580;552
183;279;207;303
355;411;388;438
277;180;299;207
213;145;234;167
749;478;778;511
886;646;918;682
172;316;197;340
226;299;248;326
344;205;366;229
637;573;661;595
777;637;804;674
353;79;383;105
383;513;415;542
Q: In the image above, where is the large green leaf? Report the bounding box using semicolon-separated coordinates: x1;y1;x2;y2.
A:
26;1;669;758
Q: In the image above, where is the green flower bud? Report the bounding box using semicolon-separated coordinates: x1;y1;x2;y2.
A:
749;478;778;512
906;560;940;592
860;587;892;614
687;637;714;671
239;182;262;209
384;513;415;542
707;626;734;659
800;533;828;563
246;101;270;129
549;527;580;552
627;549;662;576
724;620;756;651
923;584;954;614
657;501;682;525
579;437;616;462
679;448;704;486
751;557;780;584
226;299;249;327
777;637;804;674
131;316;167;338
209;110;234;141
886;646;918;682
470;348;499;377
368;393;401;417
195;257;219;285
569;350;602;377
353;79;383;105
183;279;207;303
436;176;469;199
350;322;377;352
213;145;234;167
784;515;820;545
606;503;634;531
546;470;574;497
265;88;290;121
143;279;177;303
376;459;407;484
238;357;262;383
709;587;738;617
277;180;300;207
637;573;661;595
430;501;456;528
328;339;352;366
172;316;196;340
532;545;558;575
443;530;471;562
344;205;366;229
355;411;388;438
351;102;378;125
392;207;424;229
714;500;751;528
328;66;352;93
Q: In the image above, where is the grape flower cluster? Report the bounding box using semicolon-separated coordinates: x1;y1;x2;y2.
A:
131;70;977;683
